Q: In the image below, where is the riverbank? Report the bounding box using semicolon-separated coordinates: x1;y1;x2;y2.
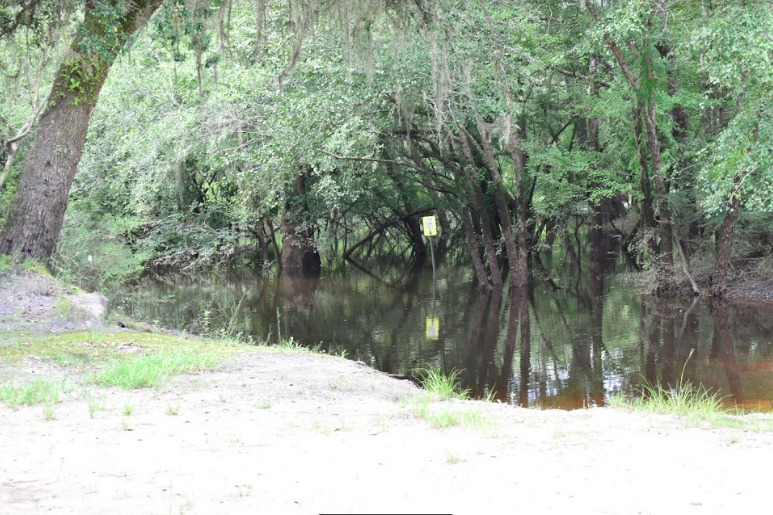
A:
2;270;773;514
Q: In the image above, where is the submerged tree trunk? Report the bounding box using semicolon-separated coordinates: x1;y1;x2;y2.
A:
460;205;491;290
457;129;502;288
0;0;164;262
281;173;321;276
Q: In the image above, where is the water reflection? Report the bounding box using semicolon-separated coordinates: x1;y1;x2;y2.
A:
118;265;773;411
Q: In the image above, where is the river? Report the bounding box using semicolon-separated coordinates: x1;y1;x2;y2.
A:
116;258;773;410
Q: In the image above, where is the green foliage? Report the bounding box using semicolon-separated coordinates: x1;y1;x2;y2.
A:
152;0;214;61
77;1;131;63
692;3;773;217
54;212;149;293
3;0;772;285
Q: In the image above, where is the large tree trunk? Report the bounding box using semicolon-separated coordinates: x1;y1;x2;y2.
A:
511;118;530;292
642;92;676;291
280;174;321;276
1;102;90;260
471;117;518;287
0;0;164;262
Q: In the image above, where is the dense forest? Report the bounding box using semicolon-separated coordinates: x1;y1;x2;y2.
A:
1;0;772;298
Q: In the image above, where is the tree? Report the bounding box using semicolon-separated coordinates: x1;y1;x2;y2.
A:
692;2;773;296
0;0;164;262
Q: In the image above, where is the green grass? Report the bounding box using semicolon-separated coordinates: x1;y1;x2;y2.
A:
0;379;65;407
0;330;241;364
53;296;75;317
604;384;773;431
0;254;12;272
274;337;307;352
410;395;490;429
85;392;106;418
606;350;729;421
90;347;219;389
606;381;726;418
43;402;56;420
416;367;469;400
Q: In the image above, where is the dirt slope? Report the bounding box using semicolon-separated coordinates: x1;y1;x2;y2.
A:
1;348;773;515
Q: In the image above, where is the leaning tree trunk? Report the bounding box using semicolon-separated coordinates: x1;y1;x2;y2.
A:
471;116;519;287
0;0;164;262
457;126;502;287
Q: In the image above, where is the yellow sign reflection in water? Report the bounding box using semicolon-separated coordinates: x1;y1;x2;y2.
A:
426;317;440;339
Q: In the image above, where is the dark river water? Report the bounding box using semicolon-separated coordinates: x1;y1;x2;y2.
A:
117;260;773;410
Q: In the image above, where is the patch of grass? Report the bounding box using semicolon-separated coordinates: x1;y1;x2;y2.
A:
0;379;65;407
606;382;726;419
328;377;345;389
123;403;133;416
53;296;75;317
53;351;93;367
0;254;12;272
20;259;51;276
43;402;56;420
410;394;490;430
606;350;728;422
82;390;106;418
166;403;180;416
274;337;307;352
445;452;465;464
417;367;469;400
1;330;243;366
91;347;219;389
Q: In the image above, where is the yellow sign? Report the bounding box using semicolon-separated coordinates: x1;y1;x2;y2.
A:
426;317;440;339
422;216;438;237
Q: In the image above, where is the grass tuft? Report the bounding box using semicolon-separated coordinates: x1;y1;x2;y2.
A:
0;379;65;407
607;382;725;418
90;347;219;389
606;350;727;420
417;367;469;400
411;395;490;429
274;337;307;352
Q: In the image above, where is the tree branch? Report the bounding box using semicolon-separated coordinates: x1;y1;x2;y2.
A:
585;2;640;90
319;149;426;173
